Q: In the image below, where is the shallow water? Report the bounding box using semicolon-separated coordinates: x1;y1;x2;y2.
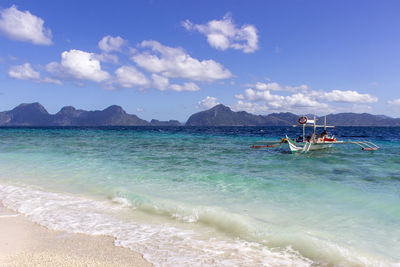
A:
0;126;399;266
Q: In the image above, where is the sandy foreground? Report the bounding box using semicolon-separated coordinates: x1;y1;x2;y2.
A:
0;204;152;267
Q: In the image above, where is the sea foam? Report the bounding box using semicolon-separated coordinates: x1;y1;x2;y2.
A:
0;183;314;266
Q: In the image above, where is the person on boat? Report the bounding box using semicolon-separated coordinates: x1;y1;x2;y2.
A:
306;134;311;142
296;135;303;142
320;129;328;138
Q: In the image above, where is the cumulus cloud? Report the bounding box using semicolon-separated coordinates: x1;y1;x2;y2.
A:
245;81;377;103
113;65;199;92
98;35;127;52
132;40;232;82
232;101;270;114
285;92;329;108
0;5;52;45
232;99;328;115
197;96;220;109
94;53;119;64
151;73;200;92
233;81;377;114
46;49;110;82
388;98;400;105
254;82;309;92
95;36;127;64
182;13;258;53
235;88;327;110
8;63;61;84
169;82;200;92
317;90;378;103
239;88;283;104
151;73;169;90
114;65;150;88
8;63;40;80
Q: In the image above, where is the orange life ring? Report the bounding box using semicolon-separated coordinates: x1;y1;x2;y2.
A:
298;116;308;124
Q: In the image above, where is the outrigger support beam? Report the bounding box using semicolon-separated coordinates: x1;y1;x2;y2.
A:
344;141;380;151
250;140;284;148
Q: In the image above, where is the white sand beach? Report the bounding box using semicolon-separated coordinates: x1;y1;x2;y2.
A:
0;204;152;267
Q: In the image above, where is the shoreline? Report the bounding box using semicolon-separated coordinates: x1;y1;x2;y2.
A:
0;204;152;267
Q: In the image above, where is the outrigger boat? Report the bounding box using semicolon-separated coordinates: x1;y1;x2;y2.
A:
251;115;379;153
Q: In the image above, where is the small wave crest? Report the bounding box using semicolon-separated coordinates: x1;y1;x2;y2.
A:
111;197;133;208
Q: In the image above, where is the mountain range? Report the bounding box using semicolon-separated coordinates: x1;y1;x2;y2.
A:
186;104;400;126
0;103;179;126
0;103;399;127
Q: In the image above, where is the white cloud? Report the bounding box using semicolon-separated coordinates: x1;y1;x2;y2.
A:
98;35;127;52
8;62;61;84
46;49;110;83
234;93;244;100
388;98;400;105
240;88;328;110
231;101;270;114
8;63;40;80
317;90;378;103
238;88;284;105
132;40;232;82
232;82;379;114
94;53;119;64
243;81;377;105
151;73;200;92
169;82;200;92
254;81;309;92
232;98;328;115
0;5;52;45
254;82;268;90
115;65;150;88
151;74;169;90
285;92;328;108
40;77;62;85
197;96;220;109
182;13;258;53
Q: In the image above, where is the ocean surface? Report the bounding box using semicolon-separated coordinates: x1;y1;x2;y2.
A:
0;126;399;266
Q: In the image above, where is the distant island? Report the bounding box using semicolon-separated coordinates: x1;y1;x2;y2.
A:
0;102;399;126
186;104;400;126
0;103;180;126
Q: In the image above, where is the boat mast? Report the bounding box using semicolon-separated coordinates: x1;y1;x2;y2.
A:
313;114;316;137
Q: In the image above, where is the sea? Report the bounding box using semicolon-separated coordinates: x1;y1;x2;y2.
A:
0;126;399;266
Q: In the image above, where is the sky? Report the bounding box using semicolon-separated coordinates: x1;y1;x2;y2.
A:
0;0;399;121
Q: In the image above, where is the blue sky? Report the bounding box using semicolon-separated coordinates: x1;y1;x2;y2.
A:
0;0;399;121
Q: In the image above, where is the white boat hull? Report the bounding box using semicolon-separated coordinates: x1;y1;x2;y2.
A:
286;136;333;153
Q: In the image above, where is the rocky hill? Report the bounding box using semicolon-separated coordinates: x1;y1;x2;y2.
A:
185;104;400;126
0;103;178;126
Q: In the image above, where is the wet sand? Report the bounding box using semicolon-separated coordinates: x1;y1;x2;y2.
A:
0;204;152;266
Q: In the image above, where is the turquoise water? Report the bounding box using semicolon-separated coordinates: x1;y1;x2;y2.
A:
0;127;399;266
